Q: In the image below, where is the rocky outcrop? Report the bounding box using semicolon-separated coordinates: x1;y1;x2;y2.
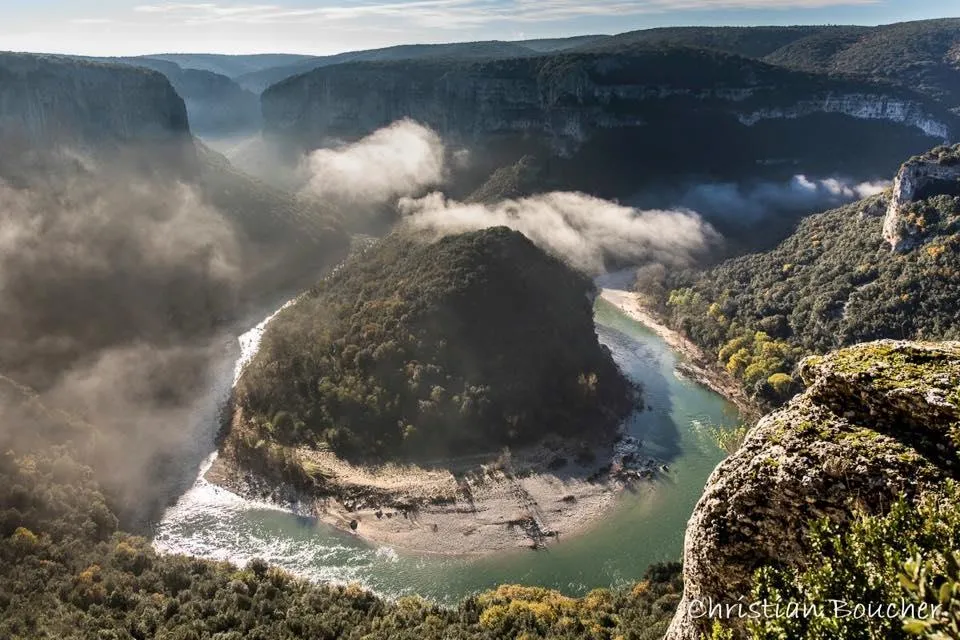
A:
0;53;190;150
262;49;955;155
736;93;951;139
883;144;960;251
666;340;960;640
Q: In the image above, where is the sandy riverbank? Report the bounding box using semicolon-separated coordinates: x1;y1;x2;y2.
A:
598;287;759;420
207;433;663;556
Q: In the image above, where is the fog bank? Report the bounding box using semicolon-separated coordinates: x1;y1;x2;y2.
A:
400;191;718;275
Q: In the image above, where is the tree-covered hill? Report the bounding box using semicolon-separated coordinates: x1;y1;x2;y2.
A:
574;25;846;59
638;144;960;406
763;19;960;110
233;227;636;466
572;20;959;111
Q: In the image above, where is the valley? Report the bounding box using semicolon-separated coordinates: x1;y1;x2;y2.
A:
2;14;960;640
154;293;740;603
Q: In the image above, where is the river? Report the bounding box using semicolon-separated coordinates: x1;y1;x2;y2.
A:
153;296;741;605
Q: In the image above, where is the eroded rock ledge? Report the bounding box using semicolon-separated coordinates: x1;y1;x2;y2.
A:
667;340;960;640
883;144;960;252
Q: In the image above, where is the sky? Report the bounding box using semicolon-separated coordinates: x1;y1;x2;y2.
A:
0;0;956;57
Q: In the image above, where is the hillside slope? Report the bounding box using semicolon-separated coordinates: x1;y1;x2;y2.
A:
646;144;960;405
149;52;316;78
575;25;846;59
236;40;545;93
764;19;960;111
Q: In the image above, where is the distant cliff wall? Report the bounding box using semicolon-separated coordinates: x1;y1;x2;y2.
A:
0;53;191;151
262;51;955;154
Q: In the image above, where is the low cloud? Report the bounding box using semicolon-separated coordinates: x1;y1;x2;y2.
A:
0;155;244;525
302;119;446;207
400;191;717;275
675;175;888;221
0;174;240;388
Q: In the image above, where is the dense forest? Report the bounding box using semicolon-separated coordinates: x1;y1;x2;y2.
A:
580;20;960;111
637;145;960;405
762;19;960;110
233;227;636;470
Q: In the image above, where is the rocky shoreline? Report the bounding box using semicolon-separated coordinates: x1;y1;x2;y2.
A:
206;431;666;556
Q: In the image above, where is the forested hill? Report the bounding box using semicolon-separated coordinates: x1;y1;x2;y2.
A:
576;20;960;110
638;144;960;406
232;227;636;468
574;25;844;58
763;19;960;110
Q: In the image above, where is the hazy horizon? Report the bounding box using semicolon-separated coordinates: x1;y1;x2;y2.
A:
1;0;957;57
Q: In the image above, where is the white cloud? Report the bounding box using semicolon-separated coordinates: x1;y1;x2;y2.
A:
400;191;717;275
131;0;881;28
301;119;446;206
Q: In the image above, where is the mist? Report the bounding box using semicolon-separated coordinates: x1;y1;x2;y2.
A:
649;175;890;222
0;170;240;387
302;119;446;206
0;152;244;526
399;191;718;275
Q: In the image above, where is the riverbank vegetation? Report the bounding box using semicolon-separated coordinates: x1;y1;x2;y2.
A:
637;171;960;407
0;438;682;640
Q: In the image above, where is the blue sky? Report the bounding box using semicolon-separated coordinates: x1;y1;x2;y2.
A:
0;0;956;57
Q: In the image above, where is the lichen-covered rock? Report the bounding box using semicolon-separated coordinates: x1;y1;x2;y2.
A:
666;340;960;640
883;144;960;251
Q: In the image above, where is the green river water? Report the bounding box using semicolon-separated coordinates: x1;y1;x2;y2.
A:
154;297;741;605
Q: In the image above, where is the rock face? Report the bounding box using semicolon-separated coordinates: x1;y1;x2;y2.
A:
666;340;960;640
883;144;960;251
262;49;954;154
90;56;262;137
736;93;950;139
0;53;190;150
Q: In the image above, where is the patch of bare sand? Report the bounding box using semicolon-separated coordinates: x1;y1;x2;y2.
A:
208;437;660;556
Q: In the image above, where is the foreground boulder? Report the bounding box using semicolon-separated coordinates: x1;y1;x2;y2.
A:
667;340;960;639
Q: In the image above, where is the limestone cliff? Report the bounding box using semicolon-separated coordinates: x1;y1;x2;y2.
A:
883;144;960;251
262;48;954;153
87;56;262;137
667;340;960;640
0;53;190;151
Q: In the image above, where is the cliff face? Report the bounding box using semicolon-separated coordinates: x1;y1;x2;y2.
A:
91;56;262;137
736;93;950;139
262;49;954;155
666;340;960;640
883;144;960;251
0;53;190;150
